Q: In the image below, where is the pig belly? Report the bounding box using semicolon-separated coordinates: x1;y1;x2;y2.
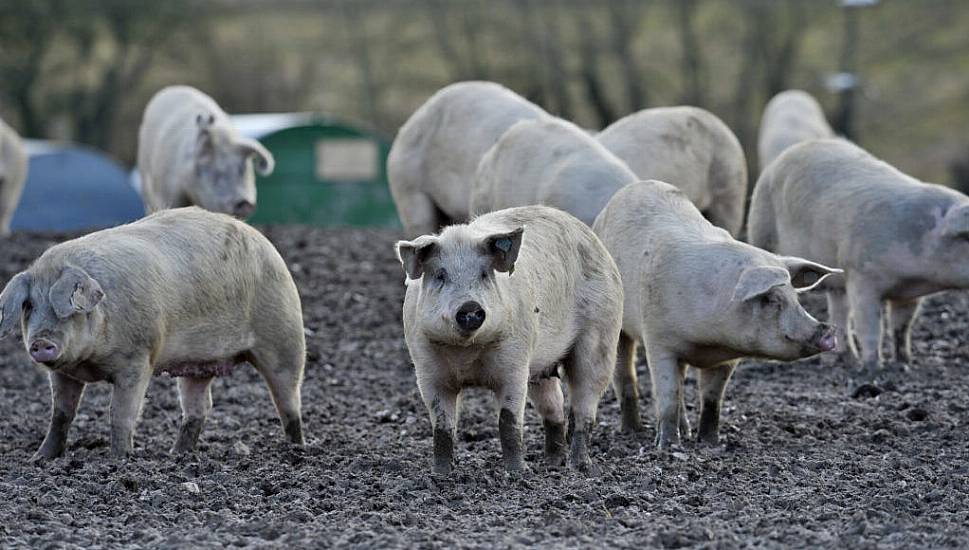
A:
157;356;248;378
153;325;256;378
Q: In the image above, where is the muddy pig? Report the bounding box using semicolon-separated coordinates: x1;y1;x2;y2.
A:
757;90;834;173
596;107;748;237
388;81;547;236
749;138;969;375
593;181;839;448
0;207;305;459
138;86;274;218
396;206;623;473
0;117;28;236
470;118;637;226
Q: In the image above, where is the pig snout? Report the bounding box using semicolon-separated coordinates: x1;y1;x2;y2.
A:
813;324;838;353
455;301;486;333
231;200;255;219
29;339;60;364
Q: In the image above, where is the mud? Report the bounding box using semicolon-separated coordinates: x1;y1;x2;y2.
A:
1;227;968;548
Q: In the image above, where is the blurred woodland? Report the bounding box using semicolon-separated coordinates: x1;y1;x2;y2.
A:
1;0;968;189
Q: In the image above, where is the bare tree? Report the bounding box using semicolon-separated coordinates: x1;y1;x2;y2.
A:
424;0;468;81
574;4;619;127
832;4;860;141
674;0;704;106
339;1;383;129
0;0;63;137
607;0;648;112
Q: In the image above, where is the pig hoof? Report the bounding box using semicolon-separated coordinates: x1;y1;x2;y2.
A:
432;460;453;476
619;417;644;434
570;456;596;475
654;432;679;450
545;452;567;469
697;432;719;446
29;452;54;464
503;457;526;473
619;399;643;433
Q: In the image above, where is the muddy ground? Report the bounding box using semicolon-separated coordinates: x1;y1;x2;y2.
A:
1;226;967;549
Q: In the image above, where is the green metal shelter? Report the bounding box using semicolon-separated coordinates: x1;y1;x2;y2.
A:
232;113;399;227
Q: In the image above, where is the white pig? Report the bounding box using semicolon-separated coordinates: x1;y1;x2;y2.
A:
396;206;623;473
593;180;839;447
0;117;28;236
596;107;748;237
757;90;834;173
749;138;969;375
0;207;305;459
388;81;547;236
470;118;637;226
137;86;274;218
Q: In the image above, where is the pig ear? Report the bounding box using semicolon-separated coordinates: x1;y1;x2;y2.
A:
196;124;215;166
237;137;275;176
484;226;524;274
396;236;438;280
732;266;789;302
782;257;843;292
49;266;104;319
0;272;31;338
941;204;969;239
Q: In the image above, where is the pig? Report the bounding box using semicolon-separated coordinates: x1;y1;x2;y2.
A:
0;207;305;459
0;117;28;236
388;81;547;236
470;118;637;226
596;107;748;237
749;138;969;375
137;85;274;219
396;205;623;473
757;90;835;173
593;180;839;447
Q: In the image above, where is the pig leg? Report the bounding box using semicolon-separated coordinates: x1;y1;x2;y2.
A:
705;194;745;239
826;290;852;360
562;330;615;470
495;376;529;472
647;348;685;449
34;372;86;460
250;346;304;445
678;364;691;440
397;191;446;237
419;383;460;475
527;377;566;468
612;332;642;433
697;364;735;445
846;279;885;375
888;298;921;364
109;366;152;456
172;376;214;453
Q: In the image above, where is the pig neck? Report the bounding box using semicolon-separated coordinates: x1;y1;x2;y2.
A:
680;344;745;369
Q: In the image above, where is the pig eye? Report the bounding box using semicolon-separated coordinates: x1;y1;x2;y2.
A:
480;270;489;280
758;293;778;309
434;269;448;284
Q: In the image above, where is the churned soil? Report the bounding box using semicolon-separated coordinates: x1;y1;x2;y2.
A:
1;226;968;549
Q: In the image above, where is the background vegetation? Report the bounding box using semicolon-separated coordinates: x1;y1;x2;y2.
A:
1;0;968;189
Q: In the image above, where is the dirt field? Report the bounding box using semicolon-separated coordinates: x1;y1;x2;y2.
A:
1;226;968;549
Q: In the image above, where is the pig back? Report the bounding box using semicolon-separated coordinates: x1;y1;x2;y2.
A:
593;180;715;337
762;139;957;269
398;82;547;220
478;206;621;343
38;207;295;348
138;87;231;197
